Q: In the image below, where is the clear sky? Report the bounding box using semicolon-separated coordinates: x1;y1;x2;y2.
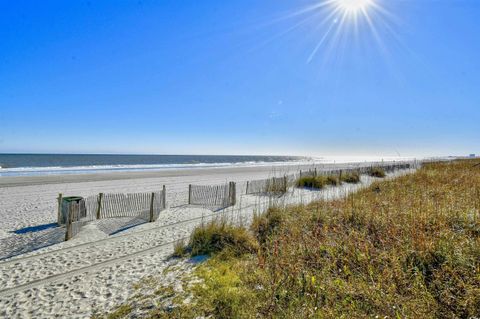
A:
0;0;478;157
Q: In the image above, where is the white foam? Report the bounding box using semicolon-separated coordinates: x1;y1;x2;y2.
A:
0;160;311;176
0;156;427;177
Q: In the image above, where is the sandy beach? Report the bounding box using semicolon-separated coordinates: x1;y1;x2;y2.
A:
0;163;415;318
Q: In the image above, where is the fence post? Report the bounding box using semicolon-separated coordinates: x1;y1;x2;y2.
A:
149;192;155;222
246;181;249;194
188;184;192;205
162;185;166;210
65;203;73;241
229;182;236;206
96;193;103;219
283;175;287;193
314;168;317;177
57;193;63;225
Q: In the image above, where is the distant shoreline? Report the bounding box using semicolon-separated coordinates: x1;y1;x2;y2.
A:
0;153;424;179
0;154;308;178
0;160;414;188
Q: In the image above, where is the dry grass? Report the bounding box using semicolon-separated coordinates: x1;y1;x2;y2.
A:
185;219;258;257
340;171;361;184
296;176;327;189
111;160;480;318
369;166;386;178
296;174;345;189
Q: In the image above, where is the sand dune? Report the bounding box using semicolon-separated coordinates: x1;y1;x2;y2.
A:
0;164;414;318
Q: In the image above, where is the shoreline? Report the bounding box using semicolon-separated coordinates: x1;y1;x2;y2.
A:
0;162;379;188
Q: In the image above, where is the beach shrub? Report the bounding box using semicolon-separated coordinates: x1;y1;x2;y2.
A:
172;239;188;257
369;167;386;178
341;171;361;183
250;207;284;244
325;175;341;186
188;220;258;257
296;176;327;189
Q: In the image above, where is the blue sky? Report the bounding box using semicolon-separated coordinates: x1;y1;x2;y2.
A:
0;0;478;157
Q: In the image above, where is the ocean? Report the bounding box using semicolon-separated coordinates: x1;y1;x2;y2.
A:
0;154;309;177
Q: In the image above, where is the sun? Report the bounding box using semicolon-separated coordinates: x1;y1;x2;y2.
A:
335;0;374;13
273;0;392;64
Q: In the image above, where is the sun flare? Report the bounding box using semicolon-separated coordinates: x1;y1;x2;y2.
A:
276;0;392;64
335;0;374;13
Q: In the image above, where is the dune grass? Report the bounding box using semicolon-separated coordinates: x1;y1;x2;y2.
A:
179;219;258;258
155;160;480;318
369;166;386;178
296;174;347;189
106;160;480;318
296;175;327;189
297;171;361;190
340;171;361;184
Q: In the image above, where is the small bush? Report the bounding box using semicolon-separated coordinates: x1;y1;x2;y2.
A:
251;207;284;244
188;220;258;257
341;171;361;183
369;167;386;178
326;175;341;186
296;176;327;189
172;239;188;257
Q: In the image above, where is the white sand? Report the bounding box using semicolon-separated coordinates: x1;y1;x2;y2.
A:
0;164;415;318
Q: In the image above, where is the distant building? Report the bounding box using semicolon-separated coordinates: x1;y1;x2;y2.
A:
469;154;476;158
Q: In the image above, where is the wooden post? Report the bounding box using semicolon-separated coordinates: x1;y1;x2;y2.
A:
149;192;155;222
96;193;104;219
162;185;166;210
283;175;287;193
188;184;192;205
57;193;63;225
314;168;317;177
229;182;236;206
246;181;249;194
65;203;73;241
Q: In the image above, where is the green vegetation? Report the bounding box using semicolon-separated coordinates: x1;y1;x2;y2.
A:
95;305;132;319
184;219;258;257
250;207;284;244
172;239;188;258
325;175;340;186
297;174;343;189
340;171;361;184
369;166;386;178
297;172;361;189
265;178;288;195
296;175;326;189
106;160;480;318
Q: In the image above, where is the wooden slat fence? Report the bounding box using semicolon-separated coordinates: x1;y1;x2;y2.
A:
64;187;167;240
299;161;418;179
61;160;421;241
188;182;236;209
246;176;288;195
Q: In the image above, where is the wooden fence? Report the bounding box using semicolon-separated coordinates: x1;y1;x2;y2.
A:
57;160;420;241
245;176;288;195
188;182;236;209
62;186;167;241
299;161;417;179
